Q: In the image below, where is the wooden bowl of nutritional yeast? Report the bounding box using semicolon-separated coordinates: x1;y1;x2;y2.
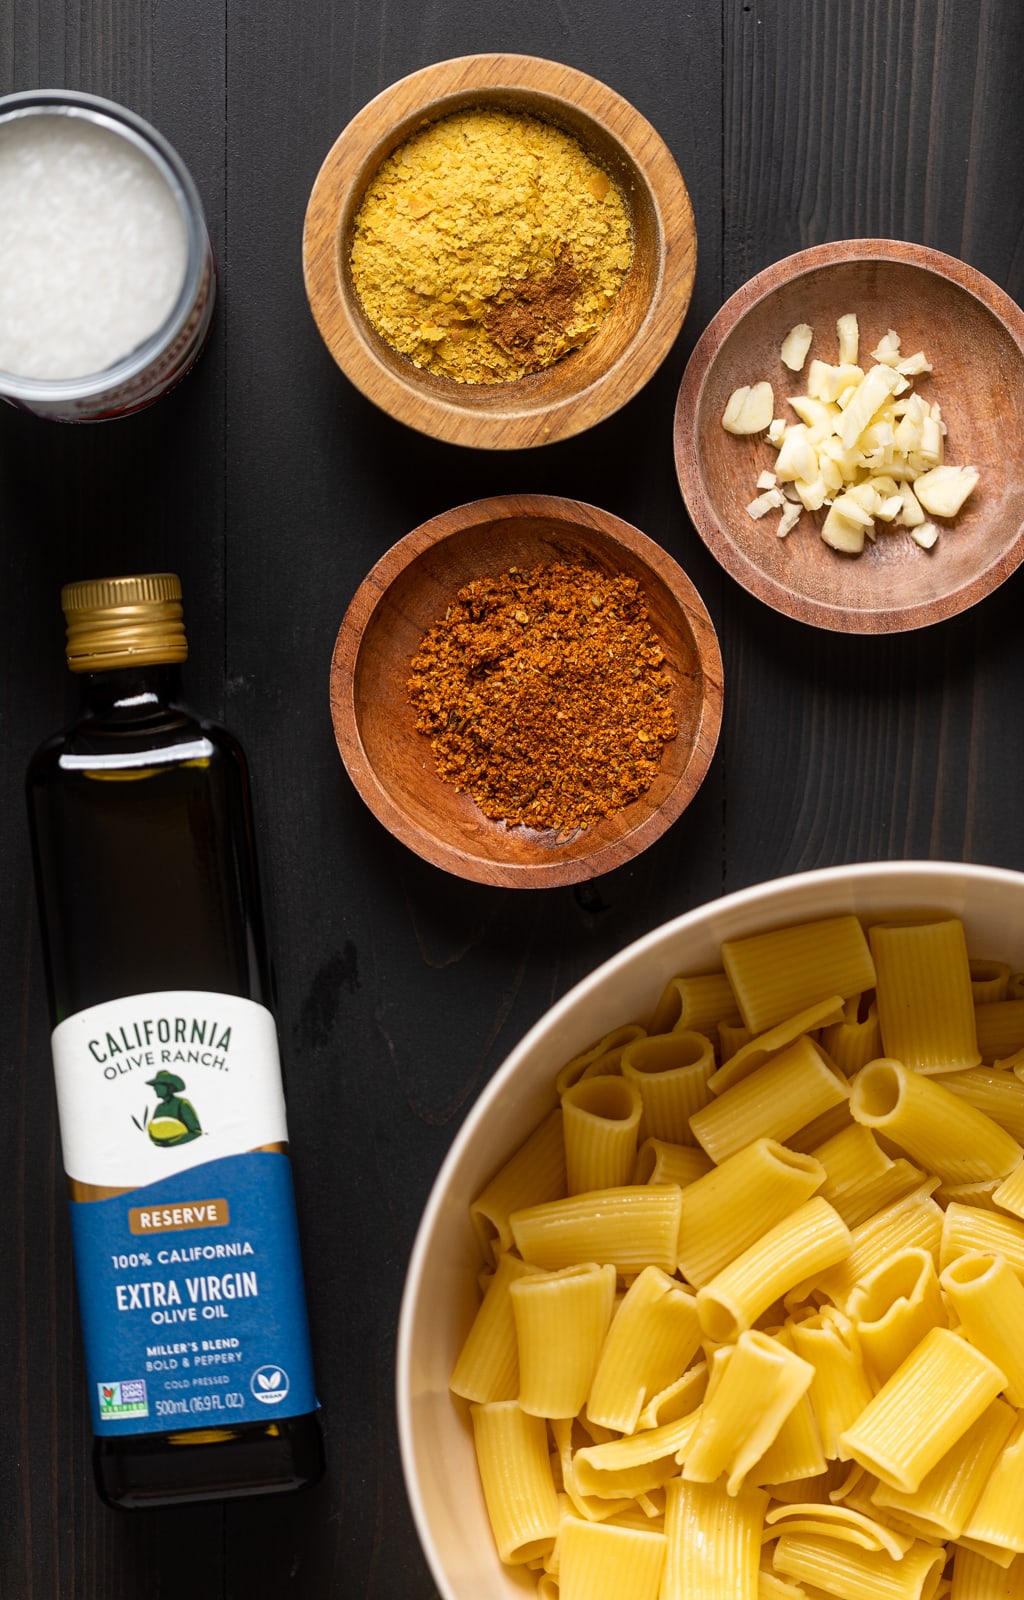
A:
303;54;696;449
674;238;1024;632
329;495;723;887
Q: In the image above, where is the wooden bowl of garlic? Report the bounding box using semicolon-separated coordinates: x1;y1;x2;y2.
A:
674;239;1024;632
303;54;696;449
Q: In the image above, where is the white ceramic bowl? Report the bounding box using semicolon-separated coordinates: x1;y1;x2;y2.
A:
396;859;1024;1599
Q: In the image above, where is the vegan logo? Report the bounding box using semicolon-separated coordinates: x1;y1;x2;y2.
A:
132;1070;203;1147
251;1365;290;1406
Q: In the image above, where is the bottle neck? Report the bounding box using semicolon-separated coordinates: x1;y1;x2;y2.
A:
75;661;183;717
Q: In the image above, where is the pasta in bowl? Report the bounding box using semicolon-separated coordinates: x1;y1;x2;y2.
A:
397;860;1024;1600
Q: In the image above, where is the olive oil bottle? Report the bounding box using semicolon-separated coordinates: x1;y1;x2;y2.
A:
26;574;323;1507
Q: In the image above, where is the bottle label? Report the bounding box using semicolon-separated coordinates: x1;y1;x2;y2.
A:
51;991;318;1437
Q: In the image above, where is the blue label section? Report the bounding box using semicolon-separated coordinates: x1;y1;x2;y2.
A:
69;1151;317;1436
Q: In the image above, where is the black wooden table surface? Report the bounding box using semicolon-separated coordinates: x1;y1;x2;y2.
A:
2;2;1024;1596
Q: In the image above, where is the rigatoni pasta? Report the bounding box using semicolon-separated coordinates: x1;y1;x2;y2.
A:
560;1075;643;1194
451;910;1024;1597
689;1034;849;1164
850;1057;1023;1183
675;1137;825;1287
869;917;980;1074
721;913;875;1034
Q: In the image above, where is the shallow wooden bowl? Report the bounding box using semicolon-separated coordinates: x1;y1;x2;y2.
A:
330;494;723;887
303;54;696;449
674;239;1024;632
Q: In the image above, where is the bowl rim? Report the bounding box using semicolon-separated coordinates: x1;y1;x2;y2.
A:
395;855;1024;1599
329;492;724;887
302;52;696;448
674;236;1024;633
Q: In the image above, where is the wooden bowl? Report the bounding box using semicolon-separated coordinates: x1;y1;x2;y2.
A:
329;494;723;887
303;54;696;449
674;239;1024;632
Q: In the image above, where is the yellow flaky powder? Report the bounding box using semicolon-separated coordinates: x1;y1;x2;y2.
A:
349;107;633;384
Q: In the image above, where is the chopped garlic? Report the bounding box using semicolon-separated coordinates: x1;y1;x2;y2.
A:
747;488;786;518
721;314;979;556
870;329;902;365
777;501;802;537
781;324;814;371
837;313;859;365
723;382;775;434
913;464;980;518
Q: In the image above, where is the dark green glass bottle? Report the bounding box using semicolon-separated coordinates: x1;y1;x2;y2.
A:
26;573;324;1507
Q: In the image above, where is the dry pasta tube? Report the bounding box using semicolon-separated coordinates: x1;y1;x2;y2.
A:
662;1477;767;1600
510;1184;682;1276
557;1516;667;1600
511;1263;617;1419
450;1250;535;1402
765;1501;913;1559
470;1106;566;1261
561;1075;643;1195
754;1400;827;1492
689;1034;849;1165
469;1400;561;1564
722;913;876;1035
869;918;980;1074
933;1066;1024;1143
971;960;1013;1004
951;1546;1024;1598
820;997;884;1078
975;1000;1024;1063
788;1309;874;1458
682;1331;814;1496
586;1264;701;1433
637;1360;708;1431
633;1137;711;1188
936;1176;1005;1210
991;1159;1024;1220
812;1184;944;1310
940;1251;1024;1406
570;1411;700;1501
870;1396;1015;1542
548;1417;632;1524
709;993;846;1095
851;1057;1022;1183
676;1137;826;1289
554;1025;646;1096
812;1123;924;1228
697;1197;851;1344
718;1018;751;1058
746;1333;826;1488
939;1200;1024;1276
771;1530;945;1600
961;1412;1024;1554
758;1570;808;1600
620;1030;716;1145
647;970;739;1037
845;1247;946;1386
838;1326;1006;1493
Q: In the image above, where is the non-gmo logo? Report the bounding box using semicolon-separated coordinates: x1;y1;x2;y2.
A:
251;1364;290;1405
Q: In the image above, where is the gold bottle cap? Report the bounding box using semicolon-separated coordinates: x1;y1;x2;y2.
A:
62;573;189;673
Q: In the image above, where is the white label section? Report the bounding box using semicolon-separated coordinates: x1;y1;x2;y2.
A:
52;991;289;1188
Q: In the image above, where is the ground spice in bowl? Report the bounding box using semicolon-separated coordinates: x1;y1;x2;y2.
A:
349;107;633;384
406;561;677;833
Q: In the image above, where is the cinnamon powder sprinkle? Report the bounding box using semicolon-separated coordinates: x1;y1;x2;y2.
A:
407;561;678;833
349;108;633;384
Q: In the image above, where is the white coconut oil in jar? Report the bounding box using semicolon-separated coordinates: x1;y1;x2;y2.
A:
0;91;216;420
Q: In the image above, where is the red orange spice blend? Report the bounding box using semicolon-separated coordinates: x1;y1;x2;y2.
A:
407;561;678;833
